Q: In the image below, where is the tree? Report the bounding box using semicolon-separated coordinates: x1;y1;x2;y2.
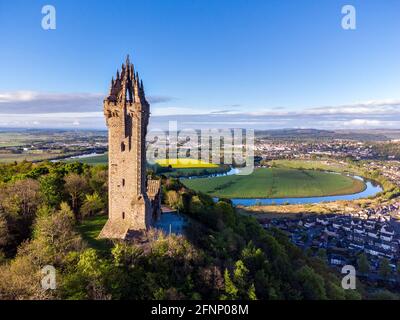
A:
58;201;76;222
232;259;259;300
357;253;370;274
0;179;41;217
80;193;104;218
7;178;41;216
369;289;399;300
165;178;182;191
325;282;346;300
30;203;83;265
61;248;112;300
240;243;267;281
165;190;182;210
0;213;9;248
305;247;313;257
215;201;236;228
222;269;238;300
197;266;224;298
112;243;143;268
0;179;42;253
0;253;55;300
295;265;327;300
39;173;64;207
64;173;88;213
378;258;392;279
89;167;107;194
189;196;205;218
316;248;327;262
0;202;82;300
64;162;86;175
248;283;257;300
233;260;249;291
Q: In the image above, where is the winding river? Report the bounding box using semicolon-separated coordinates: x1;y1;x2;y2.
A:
225;178;382;206
60;155;383;207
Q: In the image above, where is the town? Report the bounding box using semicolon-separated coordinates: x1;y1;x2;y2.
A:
262;202;400;282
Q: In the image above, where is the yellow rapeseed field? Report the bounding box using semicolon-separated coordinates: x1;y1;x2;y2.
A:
155;158;218;168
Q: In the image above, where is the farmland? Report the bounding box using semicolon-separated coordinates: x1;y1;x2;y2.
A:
65;153;108;165
182;167;366;199
0;129;107;163
155;158;218;168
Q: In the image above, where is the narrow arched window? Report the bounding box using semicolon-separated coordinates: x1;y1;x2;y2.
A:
122;212;125;219
121;142;125;152
122;178;125;186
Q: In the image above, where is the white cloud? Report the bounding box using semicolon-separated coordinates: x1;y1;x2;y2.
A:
304;100;400;115
0;91;39;103
0;112;104;129
1;92;400;129
341;119;400;128
0;91;103;113
151;107;209;116
343;119;382;126
0;91;175;114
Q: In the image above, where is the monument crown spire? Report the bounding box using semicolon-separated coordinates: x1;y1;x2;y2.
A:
107;55;147;103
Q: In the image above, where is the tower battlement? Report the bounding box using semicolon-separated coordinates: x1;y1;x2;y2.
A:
99;55;161;240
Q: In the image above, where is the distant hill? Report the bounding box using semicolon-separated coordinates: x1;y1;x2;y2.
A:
255;129;393;141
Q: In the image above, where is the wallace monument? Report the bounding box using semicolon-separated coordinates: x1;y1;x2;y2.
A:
99;56;161;239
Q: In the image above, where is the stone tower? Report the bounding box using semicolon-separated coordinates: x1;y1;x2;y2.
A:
99;55;161;240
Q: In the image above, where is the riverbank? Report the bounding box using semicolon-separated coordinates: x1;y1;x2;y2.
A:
237;198;373;219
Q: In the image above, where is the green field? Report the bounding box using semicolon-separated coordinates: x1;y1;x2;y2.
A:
0;152;76;163
65;153;108;165
269;159;352;172
182;167;366;199
0;132;42;147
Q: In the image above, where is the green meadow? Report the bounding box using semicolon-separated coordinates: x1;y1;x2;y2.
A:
76;215;110;252
65;153;108;165
182;167;366;199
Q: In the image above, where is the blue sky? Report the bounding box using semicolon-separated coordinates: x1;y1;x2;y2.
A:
0;0;400;129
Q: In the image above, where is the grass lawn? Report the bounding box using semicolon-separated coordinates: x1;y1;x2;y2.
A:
76;215;110;252
182;167;366;199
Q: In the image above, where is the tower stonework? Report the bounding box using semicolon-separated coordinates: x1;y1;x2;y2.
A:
99;56;161;240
